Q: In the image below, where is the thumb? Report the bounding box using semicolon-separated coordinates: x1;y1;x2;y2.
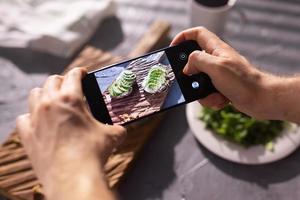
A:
183;50;218;76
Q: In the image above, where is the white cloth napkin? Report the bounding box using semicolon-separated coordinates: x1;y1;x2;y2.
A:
0;0;116;57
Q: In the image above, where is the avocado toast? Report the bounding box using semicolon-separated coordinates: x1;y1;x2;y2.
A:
142;64;168;94
108;70;136;99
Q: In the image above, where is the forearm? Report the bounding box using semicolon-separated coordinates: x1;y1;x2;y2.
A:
43;157;116;200
260;74;300;123
46;172;115;200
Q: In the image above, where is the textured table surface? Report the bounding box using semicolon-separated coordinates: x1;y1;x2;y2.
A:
1;0;300;199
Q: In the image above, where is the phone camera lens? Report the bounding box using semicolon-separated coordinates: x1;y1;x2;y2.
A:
192;81;200;89
179;52;187;61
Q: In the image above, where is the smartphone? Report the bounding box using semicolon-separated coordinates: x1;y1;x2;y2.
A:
82;40;217;125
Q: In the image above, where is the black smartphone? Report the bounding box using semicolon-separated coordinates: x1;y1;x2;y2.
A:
82;40;217;125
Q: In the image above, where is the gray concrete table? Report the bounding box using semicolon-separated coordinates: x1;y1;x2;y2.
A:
116;0;300;200
1;0;300;199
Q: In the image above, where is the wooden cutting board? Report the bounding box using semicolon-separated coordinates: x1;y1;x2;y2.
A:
0;20;170;200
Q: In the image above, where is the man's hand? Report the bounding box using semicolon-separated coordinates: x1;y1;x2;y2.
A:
16;68;125;200
171;27;287;121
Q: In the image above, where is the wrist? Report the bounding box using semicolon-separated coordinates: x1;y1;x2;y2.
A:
44;160;101;198
273;76;300;123
259;74;300;123
42;152;114;200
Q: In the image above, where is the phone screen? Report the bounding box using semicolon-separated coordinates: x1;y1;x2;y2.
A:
94;50;186;124
83;40;217;125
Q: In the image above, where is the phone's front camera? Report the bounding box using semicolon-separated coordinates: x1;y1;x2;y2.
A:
179;52;187;61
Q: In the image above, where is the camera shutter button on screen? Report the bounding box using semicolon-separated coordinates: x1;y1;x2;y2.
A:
192;81;200;89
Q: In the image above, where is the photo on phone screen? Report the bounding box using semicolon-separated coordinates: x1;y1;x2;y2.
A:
83;40;217;125
94;51;186;124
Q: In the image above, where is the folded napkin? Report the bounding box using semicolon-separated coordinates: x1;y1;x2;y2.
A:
0;0;116;57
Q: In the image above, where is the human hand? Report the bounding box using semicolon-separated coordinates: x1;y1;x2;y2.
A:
171;27;279;120
16;68;125;200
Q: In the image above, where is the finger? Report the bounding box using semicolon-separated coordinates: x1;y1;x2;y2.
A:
105;124;127;146
28;87;43;113
210;101;229;110
16;113;32;142
43;75;63;94
171;27;230;55
198;93;229;110
61;68;87;96
183;50;220;76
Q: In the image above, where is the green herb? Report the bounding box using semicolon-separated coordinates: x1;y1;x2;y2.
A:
199;106;286;148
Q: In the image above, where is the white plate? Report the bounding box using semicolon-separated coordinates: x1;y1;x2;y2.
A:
186;102;300;165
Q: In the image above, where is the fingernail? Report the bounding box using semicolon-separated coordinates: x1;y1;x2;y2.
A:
183;66;192;76
193;50;205;57
78;67;87;76
213;98;224;106
82;68;87;75
212;102;228;110
194;50;202;55
183;66;188;74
